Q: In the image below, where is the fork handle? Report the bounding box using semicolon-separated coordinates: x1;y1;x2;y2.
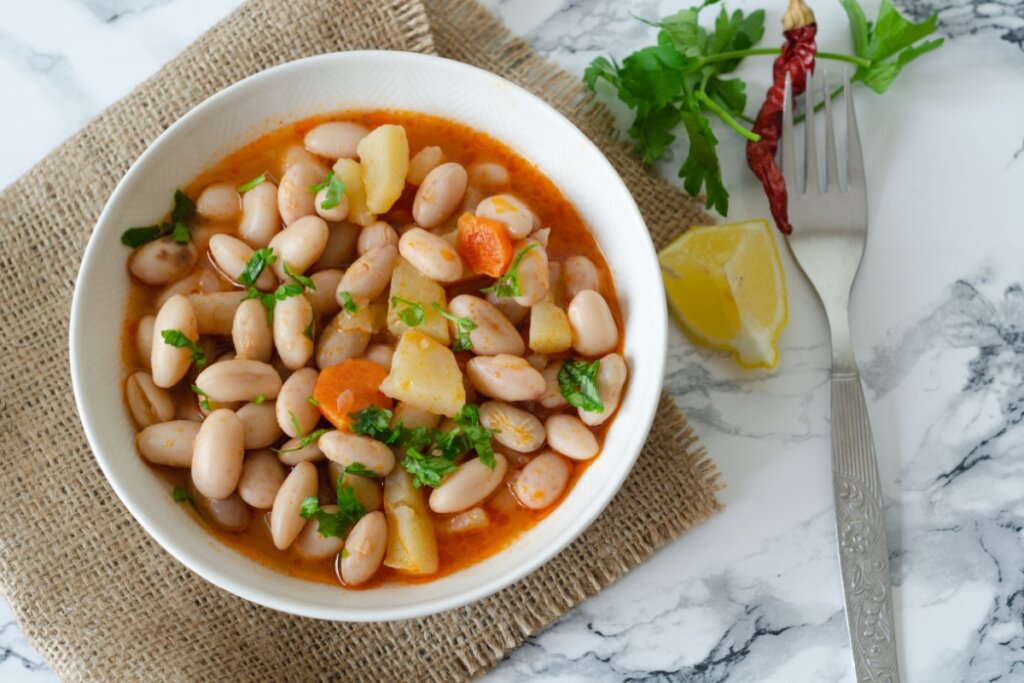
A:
832;364;900;683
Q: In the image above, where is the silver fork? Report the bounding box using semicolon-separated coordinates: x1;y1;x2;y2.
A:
781;72;900;683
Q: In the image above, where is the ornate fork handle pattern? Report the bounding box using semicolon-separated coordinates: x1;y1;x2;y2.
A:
832;372;899;683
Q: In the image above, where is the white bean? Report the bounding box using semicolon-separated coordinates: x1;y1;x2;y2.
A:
191;409;245;499
191;488;252;532
407;146;445;186
315;317;370;369
276;437;325;466
340;510;387;586
278;158;329;226
412;163;468;228
128;237;197;286
429;453;508;514
135;420;200;467
270;461;318;550
196;183;240;222
545;414;599;461
294;505;348;559
151;294;198;388
238;181;280;249
236;400;282;449
514;450;571;510
267;215;329;279
319;430;395;477
563;255;600;299
467;162;510;192
398;228;463;283
314;187;350;222
237;449;286;509
328;464;383;512
313;221;358;270
209;234;276;290
136;315;155;368
336;244;397;301
512;241;549;307
194;359;282;403
304;121;369;160
187;291;245;336
273;294;314;370
479;401;545;453
466;355;545;402
305;268;343;319
442;507;490;534
276;367;320;437
125;371;175;428
363;343;394;372
580;353;628;426
476;194;538;239
526;354;548;371
539;361;569;409
356;221;399;256
568;289;618;356
485;291;528;326
231;298;272;361
448;294;524;356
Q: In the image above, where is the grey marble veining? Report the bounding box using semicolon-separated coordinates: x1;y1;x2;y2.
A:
1;1;1023;681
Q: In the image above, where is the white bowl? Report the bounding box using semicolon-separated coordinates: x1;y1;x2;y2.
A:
70;51;666;621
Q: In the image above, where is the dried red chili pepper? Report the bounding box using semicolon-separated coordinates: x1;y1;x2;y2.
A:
746;0;818;235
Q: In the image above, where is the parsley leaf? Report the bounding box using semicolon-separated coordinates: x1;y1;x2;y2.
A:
170;222;190;243
172;486;191;503
237;173;266;193
300;483;365;539
307;395;320;407
120;189;196;247
239;247;276;288
480;243;539;299
191;384;212;411
171;190;195;225
402;447;459;489
453;403;496;468
348;406;402;444
160;329;206;368
302;317;315;341
283;262;316;290
120;226;163;247
344;462;379;479
254;394;266;405
309;171;347;210
273;412;329;454
392;297;425;327
339;291;359;313
431;302;477;351
558;359;604;412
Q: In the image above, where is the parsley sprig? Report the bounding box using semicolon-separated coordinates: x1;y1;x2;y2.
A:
160;329;206;368
339;291;359;313
348;404;496;488
558;359;604;412
273;412;329;455
121;190;195;247
239;247;316;318
191;384;212;411
432;302;477;352
308;171;347;210
300;483;365;539
481;243;538;299
237;173;266;193
584;0;941;216
391;297;425;327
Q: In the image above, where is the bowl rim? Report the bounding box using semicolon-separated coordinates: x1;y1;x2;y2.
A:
69;50;667;621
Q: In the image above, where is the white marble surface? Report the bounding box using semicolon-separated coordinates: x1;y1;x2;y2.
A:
3;0;1023;680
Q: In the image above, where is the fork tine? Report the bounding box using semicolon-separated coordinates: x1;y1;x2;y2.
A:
844;70;865;191
803;75;819;195
781;74;798;196
822;71;840;191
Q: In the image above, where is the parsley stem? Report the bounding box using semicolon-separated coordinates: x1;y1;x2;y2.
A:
694;49;871;70
695;91;761;142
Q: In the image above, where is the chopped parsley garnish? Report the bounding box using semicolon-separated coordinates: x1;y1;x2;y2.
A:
308;171;347;210
302;317;315;341
481;242;538;298
431;302;477;352
160;329;206;368
238;248;312;318
120;189;195;247
238;247;276;288
347;404;496;487
339;291;359;313
558;359;604;412
283;262;316;290
391;297;425;327
172;486;191;503
253;394;266;405
273;412;329;454
344;462;379;479
300;483;365;539
191;384;212;411
307;395;320;407
237;173;266;193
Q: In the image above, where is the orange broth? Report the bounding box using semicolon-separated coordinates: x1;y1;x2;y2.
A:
122;111;622;589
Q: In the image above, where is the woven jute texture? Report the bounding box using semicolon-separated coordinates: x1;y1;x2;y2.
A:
0;0;722;680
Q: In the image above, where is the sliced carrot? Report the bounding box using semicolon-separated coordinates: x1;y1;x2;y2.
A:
313;359;393;431
456;212;514;277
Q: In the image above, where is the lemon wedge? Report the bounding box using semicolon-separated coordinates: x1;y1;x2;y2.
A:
659;219;787;369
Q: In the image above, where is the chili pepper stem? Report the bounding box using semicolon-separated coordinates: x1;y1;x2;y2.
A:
695;91;762;142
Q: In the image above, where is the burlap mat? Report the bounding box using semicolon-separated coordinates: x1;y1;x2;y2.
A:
0;0;722;680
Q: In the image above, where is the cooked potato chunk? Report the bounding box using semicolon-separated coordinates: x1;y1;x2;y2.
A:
529;302;573;353
357;125;409;214
381;329;465;417
383;468;439;575
332;158;376;226
387;257;450;345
